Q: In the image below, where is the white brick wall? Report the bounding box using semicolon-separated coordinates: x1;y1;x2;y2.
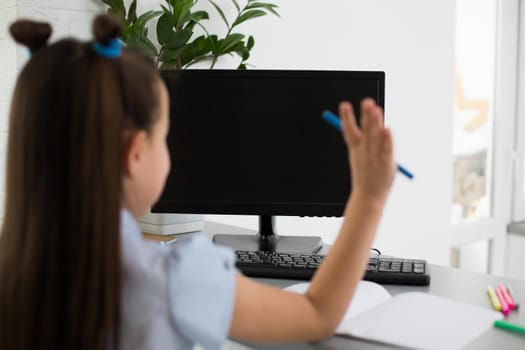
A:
0;198;4;226
0;67;16;218
0;0;16;9
0;102;8;132
0;39;16;68
0;0;104;224
0;132;5;202
0;6;16;38
0;70;17;103
0;132;7;217
17;7;71;40
0;9;17;218
17;0;102;12
0;4;17;222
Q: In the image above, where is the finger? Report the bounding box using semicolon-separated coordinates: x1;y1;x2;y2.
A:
360;98;375;135
361;102;380;138
381;128;394;165
380;129;396;176
367;105;383;156
375;105;385;128
340;101;361;146
371;106;385;135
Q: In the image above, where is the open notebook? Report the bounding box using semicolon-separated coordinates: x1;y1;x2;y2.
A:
285;281;502;350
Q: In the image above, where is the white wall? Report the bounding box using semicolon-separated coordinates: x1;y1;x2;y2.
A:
0;0;456;265
507;234;525;280
206;0;456;266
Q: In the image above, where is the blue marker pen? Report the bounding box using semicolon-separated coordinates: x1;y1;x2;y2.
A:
322;110;414;180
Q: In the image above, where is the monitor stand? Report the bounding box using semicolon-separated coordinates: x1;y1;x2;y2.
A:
212;215;323;254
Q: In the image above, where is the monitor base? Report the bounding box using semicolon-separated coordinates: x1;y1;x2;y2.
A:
213;234;322;254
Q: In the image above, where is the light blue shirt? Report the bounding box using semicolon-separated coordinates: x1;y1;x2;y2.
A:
119;210;237;350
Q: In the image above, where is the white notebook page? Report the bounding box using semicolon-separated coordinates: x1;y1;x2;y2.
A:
285;282;502;350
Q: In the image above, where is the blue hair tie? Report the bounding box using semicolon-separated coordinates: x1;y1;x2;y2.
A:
93;38;122;58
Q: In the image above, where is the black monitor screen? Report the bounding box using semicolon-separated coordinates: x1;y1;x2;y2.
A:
154;70;385;217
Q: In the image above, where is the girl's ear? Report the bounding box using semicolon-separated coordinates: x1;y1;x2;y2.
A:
123;130;148;177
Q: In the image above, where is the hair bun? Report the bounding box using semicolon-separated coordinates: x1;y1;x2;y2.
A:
9;20;51;52
93;14;122;45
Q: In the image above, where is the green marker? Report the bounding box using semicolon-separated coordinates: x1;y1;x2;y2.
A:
494;320;525;335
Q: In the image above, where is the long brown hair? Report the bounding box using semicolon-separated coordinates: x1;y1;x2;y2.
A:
0;15;160;349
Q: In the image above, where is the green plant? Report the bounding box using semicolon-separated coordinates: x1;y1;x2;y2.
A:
100;0;279;69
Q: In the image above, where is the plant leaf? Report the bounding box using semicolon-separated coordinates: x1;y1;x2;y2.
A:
218;33;244;54
134;11;162;29
238;63;247;70
193;35;212;53
128;0;138;24
179;35;212;65
160;60;180;70
191;10;209;22
165;29;193;50
208;0;229;28
232;9;266;28
231;0;240;12
100;0;114;8
184;55;215;69
233;41;249;60
177;11;192;29
184;10;209;31
156;12;173;45
247;35;255;50
108;8;127;26
173;0;194;29
103;0;126;19
208;35;219;55
245;2;280;17
126;34;158;56
159;46;186;62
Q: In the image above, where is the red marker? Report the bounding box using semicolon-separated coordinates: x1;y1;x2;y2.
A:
498;284;516;310
495;285;511;316
508;284;520;310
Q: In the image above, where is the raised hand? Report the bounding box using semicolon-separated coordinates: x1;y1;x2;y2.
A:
340;98;395;204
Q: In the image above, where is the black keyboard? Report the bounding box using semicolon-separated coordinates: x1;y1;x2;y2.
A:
235;251;430;285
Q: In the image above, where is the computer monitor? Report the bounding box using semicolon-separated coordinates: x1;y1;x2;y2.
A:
154;69;385;253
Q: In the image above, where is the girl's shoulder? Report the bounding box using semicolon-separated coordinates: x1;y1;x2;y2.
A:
119;210;237;350
120;209;235;273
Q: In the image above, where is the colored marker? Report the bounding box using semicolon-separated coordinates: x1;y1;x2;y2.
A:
495;284;510;316
498;284;516;310
487;285;502;311
494;320;525;335
507;284;520;310
322;110;414;180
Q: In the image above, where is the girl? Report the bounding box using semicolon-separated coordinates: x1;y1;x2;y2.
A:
0;14;395;350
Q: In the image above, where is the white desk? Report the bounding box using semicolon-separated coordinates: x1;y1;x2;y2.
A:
181;221;525;349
